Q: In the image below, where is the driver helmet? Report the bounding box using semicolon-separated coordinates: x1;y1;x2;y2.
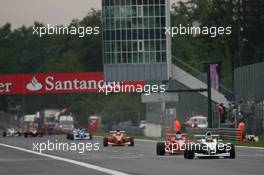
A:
175;131;182;140
205;131;213;142
116;129;121;136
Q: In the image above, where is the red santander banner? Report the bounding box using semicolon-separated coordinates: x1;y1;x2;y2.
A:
0;72;145;95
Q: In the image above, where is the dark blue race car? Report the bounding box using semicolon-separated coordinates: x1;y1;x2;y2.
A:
66;128;92;140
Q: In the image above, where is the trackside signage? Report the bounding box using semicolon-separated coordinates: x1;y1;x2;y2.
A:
0;72;145;95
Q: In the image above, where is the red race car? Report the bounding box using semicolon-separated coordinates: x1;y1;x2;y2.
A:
24;128;44;138
103;130;134;147
156;132;189;155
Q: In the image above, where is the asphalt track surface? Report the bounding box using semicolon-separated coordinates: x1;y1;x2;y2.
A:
0;135;263;175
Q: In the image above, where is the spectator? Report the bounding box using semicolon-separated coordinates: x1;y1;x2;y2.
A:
227;103;234;122
237;120;245;142
220;103;226;123
174;119;181;133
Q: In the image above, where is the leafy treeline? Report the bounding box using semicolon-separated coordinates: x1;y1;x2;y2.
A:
0;1;263;124
0;10;144;125
0;10;102;74
171;0;264;87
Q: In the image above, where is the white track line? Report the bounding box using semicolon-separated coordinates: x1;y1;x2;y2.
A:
0;143;131;175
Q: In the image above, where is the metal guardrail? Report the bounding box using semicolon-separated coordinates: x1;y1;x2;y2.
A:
186;128;241;141
0;121;18;131
0;113;17;130
112;125;144;136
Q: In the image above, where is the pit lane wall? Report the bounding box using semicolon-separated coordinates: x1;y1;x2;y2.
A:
111;123;161;137
145;123;162;137
186;128;241;141
112;125;144;136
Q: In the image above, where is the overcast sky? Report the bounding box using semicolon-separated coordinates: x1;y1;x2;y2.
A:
0;0;179;29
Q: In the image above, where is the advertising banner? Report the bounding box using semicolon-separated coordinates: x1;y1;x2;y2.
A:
0;72;144;95
210;64;220;91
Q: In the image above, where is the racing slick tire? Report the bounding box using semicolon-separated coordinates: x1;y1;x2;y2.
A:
184;149;194;159
2;132;7;137
89;133;93;140
229;144;235;159
18;132;22;136
156;142;165;156
103;137;108;147
66;133;74;140
129;137;134;146
69;134;74;140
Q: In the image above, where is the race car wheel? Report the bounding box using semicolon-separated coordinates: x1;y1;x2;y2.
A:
184;149;194;159
89;134;93;140
69;134;74;140
129;137;134;146
66;133;73;140
184;149;188;158
229;144;235;159
18;132;22;136
2;132;7;137
156;142;165;156
103;137;108;147
24;133;28;138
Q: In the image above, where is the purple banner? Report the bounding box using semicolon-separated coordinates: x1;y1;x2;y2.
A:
210;64;220;91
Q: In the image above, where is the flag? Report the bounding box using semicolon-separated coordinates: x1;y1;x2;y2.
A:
210;64;220;91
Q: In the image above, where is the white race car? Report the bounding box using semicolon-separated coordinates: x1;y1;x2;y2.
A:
66;128;92;140
2;128;22;137
184;131;235;159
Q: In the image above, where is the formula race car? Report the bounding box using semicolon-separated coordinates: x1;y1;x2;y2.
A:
66;128;92;140
24;128;44;137
2;128;22;137
103;130;134;147
156;132;189;155
184;131;235;159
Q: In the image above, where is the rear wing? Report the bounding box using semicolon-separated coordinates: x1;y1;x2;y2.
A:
110;130;126;134
194;134;220;137
165;133;189;141
194;134;221;141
